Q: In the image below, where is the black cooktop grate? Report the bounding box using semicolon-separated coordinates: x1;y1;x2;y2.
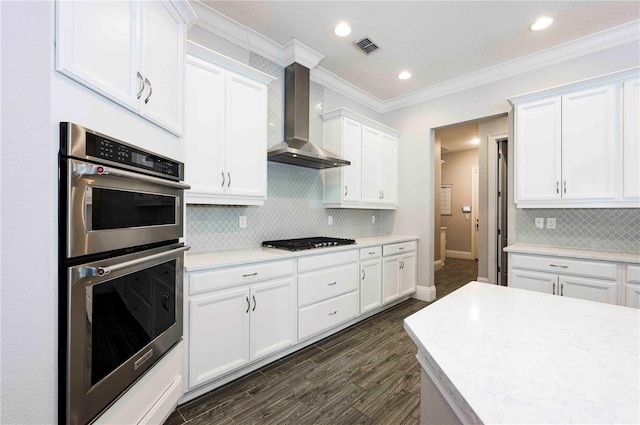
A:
261;237;356;251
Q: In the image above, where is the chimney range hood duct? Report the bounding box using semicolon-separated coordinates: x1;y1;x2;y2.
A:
267;63;350;169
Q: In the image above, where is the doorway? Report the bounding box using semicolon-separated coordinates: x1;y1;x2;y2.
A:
497;138;509;285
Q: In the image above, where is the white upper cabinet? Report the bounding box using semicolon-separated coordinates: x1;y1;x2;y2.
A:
322;108;400;209
183;43;275;206
56;0;196;135
623;78;640;200
561;85;616;201
510;68;640;208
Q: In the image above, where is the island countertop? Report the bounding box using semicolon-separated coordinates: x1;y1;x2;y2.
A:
404;282;640;424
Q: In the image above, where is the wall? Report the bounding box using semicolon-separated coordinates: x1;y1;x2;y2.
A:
433;136;442;264
381;40;640;295
440;149;479;254
184;52;382;253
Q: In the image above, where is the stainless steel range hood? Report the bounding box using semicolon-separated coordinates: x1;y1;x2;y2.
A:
268;63;350;169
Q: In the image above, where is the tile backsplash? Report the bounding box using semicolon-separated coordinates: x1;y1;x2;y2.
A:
185;53;381;253
515;208;640;252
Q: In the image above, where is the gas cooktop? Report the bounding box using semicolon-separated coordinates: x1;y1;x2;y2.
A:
261;237;356;251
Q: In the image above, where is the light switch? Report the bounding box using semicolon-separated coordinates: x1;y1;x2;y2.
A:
328;216;333;226
535;217;544;229
547;218;556;229
239;216;247;228
372;215;376;224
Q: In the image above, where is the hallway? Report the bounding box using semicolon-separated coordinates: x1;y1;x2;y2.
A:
434;258;478;300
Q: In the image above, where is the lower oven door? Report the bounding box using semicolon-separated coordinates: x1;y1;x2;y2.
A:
64;157;190;258
64;243;189;425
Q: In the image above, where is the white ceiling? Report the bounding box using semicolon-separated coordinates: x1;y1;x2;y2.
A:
200;1;639;101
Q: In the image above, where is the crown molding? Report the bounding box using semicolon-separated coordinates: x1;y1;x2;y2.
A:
190;3;640;114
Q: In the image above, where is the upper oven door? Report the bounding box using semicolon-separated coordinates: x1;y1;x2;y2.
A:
64;158;190;258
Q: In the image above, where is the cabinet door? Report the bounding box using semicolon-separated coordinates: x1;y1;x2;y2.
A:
188;287;250;388
623;79;640;200
382;256;401;304
515;97;562;203
250;278;296;361
379;134;398;205
225;73;267;199
360;259;382;314
562;85;617;201
626;283;640;309
362;126;382;203
509;269;557;295
56;1;137;109
559;276;618;305
399;253;417;297
184;59;226;200
139;1;184;133
342;118;362;202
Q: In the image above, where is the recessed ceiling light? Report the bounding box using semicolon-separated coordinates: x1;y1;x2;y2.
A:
530;16;553;31
334;22;351;37
398;71;412;80
471;138;480;145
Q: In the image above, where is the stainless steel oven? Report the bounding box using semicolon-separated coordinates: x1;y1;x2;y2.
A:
59;123;190;425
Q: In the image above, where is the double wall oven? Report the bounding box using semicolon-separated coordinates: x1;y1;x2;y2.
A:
58;123;190;425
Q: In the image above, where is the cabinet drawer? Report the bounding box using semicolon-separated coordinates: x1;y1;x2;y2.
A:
510;254;617;280
298;249;358;273
298;291;359;340
627;265;640;284
383;241;417;257
189;260;295;295
360;246;381;260
298;263;358;307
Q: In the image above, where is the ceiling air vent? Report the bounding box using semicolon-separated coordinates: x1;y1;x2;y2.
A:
353;37;380;55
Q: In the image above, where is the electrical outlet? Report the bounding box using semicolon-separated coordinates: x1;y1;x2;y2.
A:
239;216;247;229
328;216;333;226
535;217;544;229
372;215;376;224
547;218;556;229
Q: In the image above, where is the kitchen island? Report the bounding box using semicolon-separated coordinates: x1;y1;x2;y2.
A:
404;282;640;424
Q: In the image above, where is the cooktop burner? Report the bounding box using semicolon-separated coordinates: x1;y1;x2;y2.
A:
261;237;356;251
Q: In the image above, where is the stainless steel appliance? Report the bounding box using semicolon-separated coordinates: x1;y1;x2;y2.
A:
58;123;190;425
261;236;356;251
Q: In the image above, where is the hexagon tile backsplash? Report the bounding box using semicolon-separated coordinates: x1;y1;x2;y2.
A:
515;208;640;252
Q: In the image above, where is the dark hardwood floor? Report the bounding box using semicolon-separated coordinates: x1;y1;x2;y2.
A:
165;263;475;425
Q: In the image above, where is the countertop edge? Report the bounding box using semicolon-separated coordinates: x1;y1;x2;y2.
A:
185;234;419;271
503;243;640;264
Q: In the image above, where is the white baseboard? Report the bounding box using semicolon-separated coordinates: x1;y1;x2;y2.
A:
476;277;489;283
434;260;442;271
414;285;436;302
445;250;474;260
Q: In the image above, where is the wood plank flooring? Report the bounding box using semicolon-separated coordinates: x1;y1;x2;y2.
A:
165;261;476;425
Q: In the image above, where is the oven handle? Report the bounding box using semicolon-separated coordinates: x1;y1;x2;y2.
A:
82;245;191;278
74;163;191;190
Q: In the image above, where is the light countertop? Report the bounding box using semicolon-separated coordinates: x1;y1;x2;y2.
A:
185;234;418;271
504;243;640;264
404;282;640;424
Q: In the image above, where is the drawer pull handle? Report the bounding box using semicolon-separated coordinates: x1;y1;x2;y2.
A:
368;251;376;255
245;296;250;313
328;281;337;286
399;247;405;250
243;272;258;277
328;310;337;316
549;264;568;269
552;282;556;295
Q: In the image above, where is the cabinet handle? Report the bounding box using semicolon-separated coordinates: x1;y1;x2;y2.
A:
144;77;152;104
399;247;405;250
556;181;559;194
362;269;366;280
221;172;225;187
136;71;145;99
328;281;337;286
553;282;556;295
549;264;568;269
560;283;564;296
345;185;348;196
228;172;231;188
379;190;382;199
242;272;258;277
252;295;257;311
328;310;337;316
563;181;567;194
382;190;384;199
245;296;250;313
368;251;376;255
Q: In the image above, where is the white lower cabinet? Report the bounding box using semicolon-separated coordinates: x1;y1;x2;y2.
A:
625;265;640;308
382;241;417;304
360;247;382;314
188;264;295;389
509;253;619;305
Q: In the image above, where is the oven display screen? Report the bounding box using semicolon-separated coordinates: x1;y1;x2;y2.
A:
131;151;155;168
